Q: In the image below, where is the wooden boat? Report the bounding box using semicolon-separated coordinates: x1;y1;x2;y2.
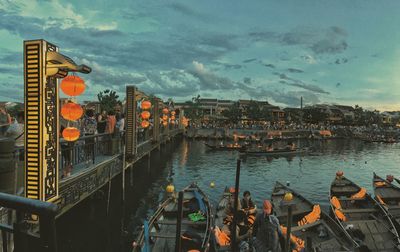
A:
330;174;400;251
132;183;213;252
204;142;246;151
239;147;309;156
373;173;400;230
272;182;357;251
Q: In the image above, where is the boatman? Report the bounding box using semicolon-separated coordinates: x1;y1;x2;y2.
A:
252;200;282;252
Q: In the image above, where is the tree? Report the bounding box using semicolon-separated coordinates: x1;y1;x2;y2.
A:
184;95;203;122
221;102;242;123
246;100;263;120
97;89;121;113
303;108;328;123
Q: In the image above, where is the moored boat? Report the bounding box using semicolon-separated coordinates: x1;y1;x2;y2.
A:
204;142;246;151
373;173;400;230
272;181;357;251
132;183;213;252
330;173;400;251
239;147;309;156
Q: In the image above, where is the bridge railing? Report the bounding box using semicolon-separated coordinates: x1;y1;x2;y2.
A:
0;192;58;252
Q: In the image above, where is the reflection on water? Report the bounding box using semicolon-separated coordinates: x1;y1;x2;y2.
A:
127;138;400;242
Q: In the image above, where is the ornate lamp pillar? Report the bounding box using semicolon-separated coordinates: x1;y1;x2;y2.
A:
125;86;137;160
23;39;91;202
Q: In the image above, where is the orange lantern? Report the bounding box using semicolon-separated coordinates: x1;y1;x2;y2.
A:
162;121;168;126
162;115;168;121
141;120;150;128
141;100;151;110
60;75;86;96
170;120;176;125
62;127;80;142
170;115;176;120
141;111;151;120
61;102;83;121
162;108;169;114
171;111;176;116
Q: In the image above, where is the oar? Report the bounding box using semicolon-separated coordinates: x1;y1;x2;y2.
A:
394;177;400;185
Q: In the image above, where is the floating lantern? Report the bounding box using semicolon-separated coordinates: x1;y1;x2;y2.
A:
141;100;151;110
162;108;169;114
141;120;150;128
61;102;83;121
60;75;86;96
141;111;151;120
62;127;80;142
210;182;215;188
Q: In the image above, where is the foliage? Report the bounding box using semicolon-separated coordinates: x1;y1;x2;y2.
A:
246;100;263;120
184;95;203;122
97;89;121;113
303;108;329;123
221;101;242;123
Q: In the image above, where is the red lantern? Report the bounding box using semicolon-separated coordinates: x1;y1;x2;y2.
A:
162;115;168;121
141;120;150;128
60;75;86;96
141;111;151;120
62;127;80;141
61;102;83;121
170;115;176;120
162;108;169;114
171;111;176;116
141;100;151;110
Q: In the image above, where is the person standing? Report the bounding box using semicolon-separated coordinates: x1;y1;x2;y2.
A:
83;109;97;164
106;111;116;135
97;110;107;134
252;200;282;252
0;106;11;135
5;111;24;147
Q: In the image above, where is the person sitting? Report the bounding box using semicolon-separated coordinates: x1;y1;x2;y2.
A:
241;191;257;227
266;144;273;152
253;200;282;252
234;210;252;249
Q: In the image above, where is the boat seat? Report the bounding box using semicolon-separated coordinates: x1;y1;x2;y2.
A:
341;208;377;214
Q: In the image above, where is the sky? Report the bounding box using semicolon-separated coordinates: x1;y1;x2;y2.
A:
0;0;399;110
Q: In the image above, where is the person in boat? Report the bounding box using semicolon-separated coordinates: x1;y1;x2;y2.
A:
234;210;252;251
252;200;282;252
241;191;257;227
266;144;273;152
224;188;243;226
285;142;296;151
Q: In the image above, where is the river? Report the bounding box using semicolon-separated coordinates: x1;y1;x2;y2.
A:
126;138;400;246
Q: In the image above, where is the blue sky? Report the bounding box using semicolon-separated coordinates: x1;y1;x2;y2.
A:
0;0;399;110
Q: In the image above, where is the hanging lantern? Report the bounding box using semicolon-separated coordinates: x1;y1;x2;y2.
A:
166;184;175;193
141;111;151;120
283;192;293;202
170;120;176;125
162;115;168;121
141;120;150;128
60;75;86;96
62;127;80;142
141;100;151;110
170;115;176;120
171;111;176;116
61;102;83;121
162;121;168;126
162;108;169;114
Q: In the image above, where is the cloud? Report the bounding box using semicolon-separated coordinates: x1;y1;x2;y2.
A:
263;63;276;68
188;61;236;90
334;58;348;64
243;77;252;84
243;58;257;63
277;73;330;94
336;82;341;87
287;68;304;73
168;3;205;19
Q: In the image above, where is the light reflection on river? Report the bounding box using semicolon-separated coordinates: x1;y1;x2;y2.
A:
129;138;400;235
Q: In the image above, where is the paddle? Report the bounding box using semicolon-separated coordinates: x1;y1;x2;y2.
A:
394;177;400;185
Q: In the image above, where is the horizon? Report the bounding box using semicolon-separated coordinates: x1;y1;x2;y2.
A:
1;0;399;111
